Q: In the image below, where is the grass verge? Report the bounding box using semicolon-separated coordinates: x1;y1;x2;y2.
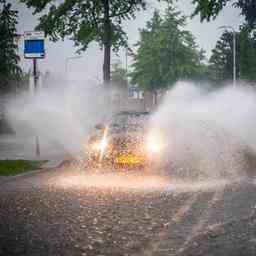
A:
0;160;47;176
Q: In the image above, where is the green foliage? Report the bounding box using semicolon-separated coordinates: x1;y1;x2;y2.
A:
239;26;256;81
130;7;207;91
23;0;146;51
111;62;127;87
208;27;256;83
208;31;240;83
21;0;174;82
0;0;22;91
0;160;46;176
192;0;256;84
192;0;256;28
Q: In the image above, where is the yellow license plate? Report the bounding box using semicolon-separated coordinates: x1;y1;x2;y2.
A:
116;154;142;164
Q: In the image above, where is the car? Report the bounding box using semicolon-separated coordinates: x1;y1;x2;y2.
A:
84;111;164;170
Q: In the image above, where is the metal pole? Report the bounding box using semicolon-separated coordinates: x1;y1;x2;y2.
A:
233;30;236;86
218;26;236;86
125;49;128;87
33;58;40;157
33;58;37;91
125;49;128;73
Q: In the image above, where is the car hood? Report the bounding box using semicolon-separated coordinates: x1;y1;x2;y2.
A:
108;131;145;149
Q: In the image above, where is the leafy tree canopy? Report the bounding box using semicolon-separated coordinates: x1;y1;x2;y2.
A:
0;0;22;90
237;25;256;81
130;7;207;91
192;0;256;28
20;0;172;83
22;0;146;51
208;26;256;83
208;31;240;83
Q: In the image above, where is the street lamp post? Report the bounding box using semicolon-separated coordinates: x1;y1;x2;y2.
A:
219;26;236;86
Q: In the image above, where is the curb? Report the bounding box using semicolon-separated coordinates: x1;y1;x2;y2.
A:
0;168;50;186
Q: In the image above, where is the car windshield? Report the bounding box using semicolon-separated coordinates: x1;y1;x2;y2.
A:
109;112;149;133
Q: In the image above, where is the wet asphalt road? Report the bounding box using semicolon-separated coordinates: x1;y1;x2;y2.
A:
1;166;256;256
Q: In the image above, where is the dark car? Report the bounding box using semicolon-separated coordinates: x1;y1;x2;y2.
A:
85;111;160;169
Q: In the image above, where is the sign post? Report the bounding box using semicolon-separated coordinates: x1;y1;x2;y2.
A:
24;31;45;157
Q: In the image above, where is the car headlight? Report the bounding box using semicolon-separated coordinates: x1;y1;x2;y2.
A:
92;139;108;151
92;138;108;152
146;135;165;153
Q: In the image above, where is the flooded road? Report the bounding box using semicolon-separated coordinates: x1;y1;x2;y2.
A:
1;165;256;256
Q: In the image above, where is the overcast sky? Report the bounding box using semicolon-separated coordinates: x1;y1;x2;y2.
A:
11;0;243;82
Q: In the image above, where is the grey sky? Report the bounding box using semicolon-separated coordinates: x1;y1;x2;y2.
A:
12;0;243;81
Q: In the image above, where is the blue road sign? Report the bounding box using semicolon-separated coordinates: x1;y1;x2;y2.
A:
24;31;45;59
24;40;45;58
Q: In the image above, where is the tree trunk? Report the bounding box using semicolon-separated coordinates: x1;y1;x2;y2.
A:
153;89;158;106
103;42;111;83
103;0;111;84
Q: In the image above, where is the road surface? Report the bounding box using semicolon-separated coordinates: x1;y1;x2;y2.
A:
0;135;68;160
1;165;256;256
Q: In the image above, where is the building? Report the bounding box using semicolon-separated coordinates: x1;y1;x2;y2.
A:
111;85;165;113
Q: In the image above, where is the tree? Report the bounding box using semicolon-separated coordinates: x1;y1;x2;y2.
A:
208;27;256;84
239;25;256;81
111;61;127;87
0;0;22;91
192;0;256;28
208;31;240;83
20;0;171;84
130;7;207;92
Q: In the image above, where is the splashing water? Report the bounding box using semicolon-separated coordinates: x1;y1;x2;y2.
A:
6;79;114;157
148;81;256;180
51;167;230;193
6;79;256;183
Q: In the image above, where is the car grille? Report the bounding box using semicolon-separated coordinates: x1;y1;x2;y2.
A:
111;136;143;152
